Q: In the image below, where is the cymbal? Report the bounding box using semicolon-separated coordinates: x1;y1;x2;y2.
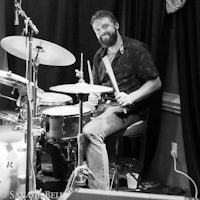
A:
1;36;76;66
0;70;44;97
50;83;113;94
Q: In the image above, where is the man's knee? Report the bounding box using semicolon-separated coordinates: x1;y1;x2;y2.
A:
83;126;104;145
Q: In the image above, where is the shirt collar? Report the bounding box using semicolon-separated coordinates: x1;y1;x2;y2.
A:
98;36;128;60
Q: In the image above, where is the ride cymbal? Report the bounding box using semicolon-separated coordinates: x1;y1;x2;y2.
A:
50;82;113;94
1;36;76;66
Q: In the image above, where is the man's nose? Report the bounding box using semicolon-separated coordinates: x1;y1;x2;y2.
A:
99;29;106;37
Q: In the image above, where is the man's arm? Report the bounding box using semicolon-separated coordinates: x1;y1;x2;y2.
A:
115;76;162;107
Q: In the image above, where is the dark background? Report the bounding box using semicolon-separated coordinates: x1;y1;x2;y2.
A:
0;0;200;196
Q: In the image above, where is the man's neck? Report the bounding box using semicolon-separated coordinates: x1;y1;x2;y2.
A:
107;33;123;54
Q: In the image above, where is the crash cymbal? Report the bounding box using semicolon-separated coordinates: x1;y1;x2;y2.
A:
0;70;44;98
50;82;113;94
1;36;76;66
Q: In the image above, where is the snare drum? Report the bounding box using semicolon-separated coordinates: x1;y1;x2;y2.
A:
42;105;91;139
38;92;72;114
0;125;26;199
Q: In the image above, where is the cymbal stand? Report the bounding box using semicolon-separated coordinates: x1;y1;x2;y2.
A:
32;46;42;117
14;1;42;197
26;29;35;196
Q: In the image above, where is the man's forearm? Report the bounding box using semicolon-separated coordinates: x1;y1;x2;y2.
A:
129;76;162;103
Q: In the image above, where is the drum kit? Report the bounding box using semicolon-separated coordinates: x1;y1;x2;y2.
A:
0;1;113;197
0;35;113;198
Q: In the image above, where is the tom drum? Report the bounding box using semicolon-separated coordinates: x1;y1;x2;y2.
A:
42;105;91;140
38;92;72;114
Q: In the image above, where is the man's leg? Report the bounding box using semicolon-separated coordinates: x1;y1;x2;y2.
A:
83;105;140;189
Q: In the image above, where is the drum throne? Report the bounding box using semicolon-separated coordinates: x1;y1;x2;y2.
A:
107;118;148;191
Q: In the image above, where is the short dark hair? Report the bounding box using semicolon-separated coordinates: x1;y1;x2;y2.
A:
90;10;118;26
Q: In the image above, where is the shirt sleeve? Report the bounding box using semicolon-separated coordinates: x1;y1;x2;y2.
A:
135;44;159;81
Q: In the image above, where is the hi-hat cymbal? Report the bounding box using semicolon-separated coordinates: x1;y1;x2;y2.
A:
50;83;113;94
1;36;76;66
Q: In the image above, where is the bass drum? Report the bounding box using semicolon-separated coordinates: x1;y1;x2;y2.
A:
0;125;26;200
42;105;91;140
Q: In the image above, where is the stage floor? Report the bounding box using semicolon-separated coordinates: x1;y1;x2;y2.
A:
35;147;190;199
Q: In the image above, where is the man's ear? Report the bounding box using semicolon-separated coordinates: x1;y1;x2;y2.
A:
115;22;119;30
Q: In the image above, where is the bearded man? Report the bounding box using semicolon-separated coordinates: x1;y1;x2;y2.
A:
82;10;162;190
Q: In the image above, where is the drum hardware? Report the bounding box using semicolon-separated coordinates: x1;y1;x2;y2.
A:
0;92;17;102
0;110;21;125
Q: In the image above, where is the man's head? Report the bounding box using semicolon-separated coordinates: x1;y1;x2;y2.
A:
90;10;119;48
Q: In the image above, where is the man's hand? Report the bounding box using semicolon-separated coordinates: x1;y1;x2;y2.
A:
115;92;135;107
88;93;101;107
115;77;162;107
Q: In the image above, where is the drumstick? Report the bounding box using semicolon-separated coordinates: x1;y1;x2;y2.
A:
102;56;127;114
87;60;99;113
87;60;94;85
80;53;83;73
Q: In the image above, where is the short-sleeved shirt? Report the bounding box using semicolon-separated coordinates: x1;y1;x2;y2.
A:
92;36;159;95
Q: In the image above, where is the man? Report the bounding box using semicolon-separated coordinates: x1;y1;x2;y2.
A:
83;10;162;190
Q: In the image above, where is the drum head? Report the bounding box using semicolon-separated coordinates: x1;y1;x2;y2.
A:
40;92;72;106
42;105;91;117
0;125;25;143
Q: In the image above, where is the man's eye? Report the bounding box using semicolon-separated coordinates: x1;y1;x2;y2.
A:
102;24;108;29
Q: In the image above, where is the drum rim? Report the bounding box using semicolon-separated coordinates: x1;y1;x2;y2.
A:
40;102;70;106
0;110;19;123
42;111;91;118
41;105;91;117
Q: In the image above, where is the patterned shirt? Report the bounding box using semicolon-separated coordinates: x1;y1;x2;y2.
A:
92;36;159;95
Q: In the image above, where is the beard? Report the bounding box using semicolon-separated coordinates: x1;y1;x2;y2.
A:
98;29;118;48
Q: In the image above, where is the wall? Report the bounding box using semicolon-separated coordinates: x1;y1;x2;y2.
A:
147;93;190;193
146;20;190;194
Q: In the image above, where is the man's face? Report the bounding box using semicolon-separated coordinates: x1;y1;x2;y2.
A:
92;18;119;48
